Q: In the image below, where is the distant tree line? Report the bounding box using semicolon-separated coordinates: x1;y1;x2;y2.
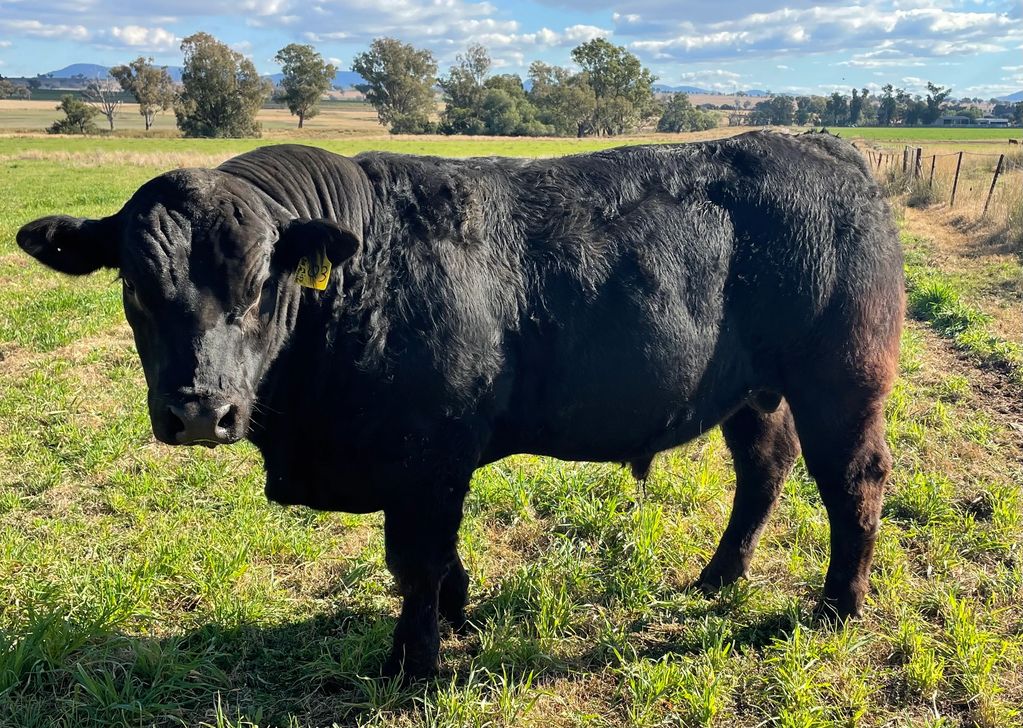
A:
0;76;31;99
352;38;717;137
45;33;335;138
34;30;1023;138
744;83;1023;127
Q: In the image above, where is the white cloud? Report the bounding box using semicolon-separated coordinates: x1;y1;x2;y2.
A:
562;24;612;43
0;19;90;41
625;3;1020;63
105;25;178;51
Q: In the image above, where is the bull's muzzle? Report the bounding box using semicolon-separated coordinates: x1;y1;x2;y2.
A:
164;399;242;447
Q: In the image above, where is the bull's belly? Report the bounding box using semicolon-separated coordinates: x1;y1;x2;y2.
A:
483;375;747;465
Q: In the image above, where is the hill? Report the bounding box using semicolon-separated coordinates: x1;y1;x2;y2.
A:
333;71;365;89
653;84;711;94
997;90;1023;102
44;64;363;88
44;64;112;79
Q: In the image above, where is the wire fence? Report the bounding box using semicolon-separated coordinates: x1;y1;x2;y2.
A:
857;143;1022;223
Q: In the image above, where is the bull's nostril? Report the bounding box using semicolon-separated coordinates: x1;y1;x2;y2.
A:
166;405;187;437
216;404;238;432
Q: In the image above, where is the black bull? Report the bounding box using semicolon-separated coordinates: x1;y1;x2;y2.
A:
17;131;904;678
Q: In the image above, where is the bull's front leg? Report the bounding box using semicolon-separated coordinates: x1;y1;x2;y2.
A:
382;479;469;679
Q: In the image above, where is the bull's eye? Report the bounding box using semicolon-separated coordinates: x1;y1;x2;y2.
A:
122;278;136;293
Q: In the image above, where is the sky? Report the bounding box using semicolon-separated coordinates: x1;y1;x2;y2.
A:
0;0;1021;98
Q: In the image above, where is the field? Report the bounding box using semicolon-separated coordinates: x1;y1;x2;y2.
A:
1;128;1022;728
837;127;1020;143
0;99;386;136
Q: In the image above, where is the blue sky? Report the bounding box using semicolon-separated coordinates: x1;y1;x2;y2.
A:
1;0;1020;98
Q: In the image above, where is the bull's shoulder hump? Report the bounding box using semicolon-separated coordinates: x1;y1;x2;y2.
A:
218;143;350;170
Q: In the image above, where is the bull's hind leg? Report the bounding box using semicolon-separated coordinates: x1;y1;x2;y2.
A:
697;402;800;589
787;374;895;619
438;553;470;632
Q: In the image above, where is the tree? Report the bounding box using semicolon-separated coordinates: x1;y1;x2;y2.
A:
110;57;176;131
877;84;898;126
528;62;596;137
657;93;717;132
901;91;925;126
823;92;849;126
923;82;951;124
993;101;1023;125
569;38;657;135
175;32;271;138
83;79;121;131
0;76;30;99
477;75;549;136
848;88;869;126
439;44;491;134
796;96;825;125
48;95;99;134
768;95;795;125
352;38;437;134
274;43;336;128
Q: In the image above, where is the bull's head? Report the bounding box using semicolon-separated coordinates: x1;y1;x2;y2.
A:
17;169;359;447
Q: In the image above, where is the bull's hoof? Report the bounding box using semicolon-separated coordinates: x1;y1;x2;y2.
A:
692;561;746;595
442;610;471;636
382;648;439;683
812;595;864;623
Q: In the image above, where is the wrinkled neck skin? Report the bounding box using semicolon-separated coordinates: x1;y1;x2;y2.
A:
219;151;377;456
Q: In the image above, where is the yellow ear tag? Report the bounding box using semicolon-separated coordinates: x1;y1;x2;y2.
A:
295;249;331;290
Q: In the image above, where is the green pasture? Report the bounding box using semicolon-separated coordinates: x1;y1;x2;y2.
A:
0;138;1021;727
831;126;1021;143
0;135;651;164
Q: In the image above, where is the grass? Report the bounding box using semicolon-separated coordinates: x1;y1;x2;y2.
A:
901;232;1023;381
0;99;387;136
1;136;1022;727
834;127;1021;142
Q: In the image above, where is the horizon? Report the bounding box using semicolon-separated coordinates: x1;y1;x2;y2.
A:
0;2;1021;100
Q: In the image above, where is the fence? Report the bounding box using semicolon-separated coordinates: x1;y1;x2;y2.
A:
858;143;1022;223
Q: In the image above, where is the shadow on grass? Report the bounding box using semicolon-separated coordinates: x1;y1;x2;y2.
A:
1;583;807;727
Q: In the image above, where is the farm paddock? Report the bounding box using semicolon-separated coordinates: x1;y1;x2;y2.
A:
0;130;1020;727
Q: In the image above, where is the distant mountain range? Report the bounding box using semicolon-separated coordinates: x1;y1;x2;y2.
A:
652;85;772;96
653;84;711;94
32;65;1023;101
43;64;366;89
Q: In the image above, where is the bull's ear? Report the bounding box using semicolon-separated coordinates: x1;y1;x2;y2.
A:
16;215;119;275
278;218;360;269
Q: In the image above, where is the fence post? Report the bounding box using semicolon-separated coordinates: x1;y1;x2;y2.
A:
982;154;1005;217
949;151;964;207
902;147;909;174
914;148;922;178
928;155;936;188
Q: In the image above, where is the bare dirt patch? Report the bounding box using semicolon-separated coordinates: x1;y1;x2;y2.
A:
904;206;1023;343
907;320;1023;468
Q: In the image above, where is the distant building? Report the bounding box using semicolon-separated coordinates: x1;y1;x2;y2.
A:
932;114;1010;127
933;115;973;127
